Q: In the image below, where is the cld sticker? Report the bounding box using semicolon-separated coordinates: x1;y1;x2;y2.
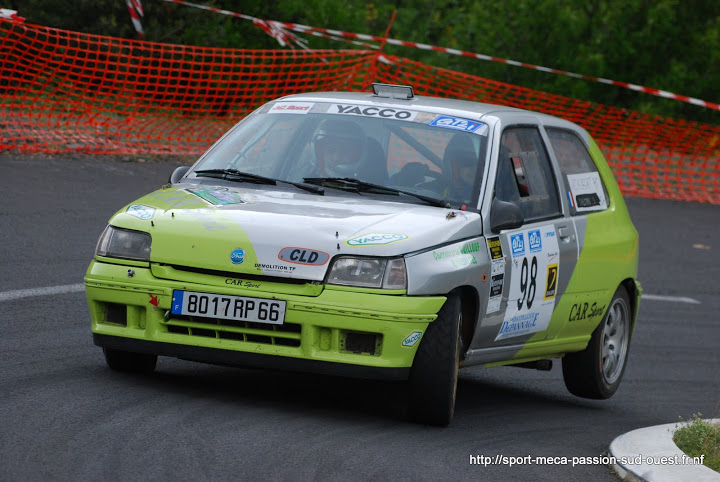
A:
277;247;330;266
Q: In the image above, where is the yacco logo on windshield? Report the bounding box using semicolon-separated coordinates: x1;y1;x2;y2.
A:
278;247;330;266
429;116;484;132
330;104;418;121
345;233;409;247
510;233;525;257
230;249;245;264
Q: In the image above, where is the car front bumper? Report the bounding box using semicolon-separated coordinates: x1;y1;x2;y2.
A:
85;260;446;380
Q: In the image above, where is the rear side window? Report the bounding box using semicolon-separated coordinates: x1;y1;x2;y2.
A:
546;128;608;213
494;127;561;222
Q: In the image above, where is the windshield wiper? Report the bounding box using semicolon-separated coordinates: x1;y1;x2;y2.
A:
195;169;324;195
303;177;449;207
195;169;277;184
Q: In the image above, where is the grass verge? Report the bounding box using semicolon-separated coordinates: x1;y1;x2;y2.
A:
673;414;720;473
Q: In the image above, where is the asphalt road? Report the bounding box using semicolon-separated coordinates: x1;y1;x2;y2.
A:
1;154;718;481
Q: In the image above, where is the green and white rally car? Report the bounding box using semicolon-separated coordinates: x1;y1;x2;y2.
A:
86;83;641;426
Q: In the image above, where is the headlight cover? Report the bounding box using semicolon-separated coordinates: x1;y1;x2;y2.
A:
326;257;407;289
95;225;151;262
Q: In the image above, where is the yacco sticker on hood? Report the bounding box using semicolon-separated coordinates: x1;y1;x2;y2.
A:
328;104;419;121
277;247;330;266
186;187;245;206
345;233;409;247
126;204;156;220
268;102;314;114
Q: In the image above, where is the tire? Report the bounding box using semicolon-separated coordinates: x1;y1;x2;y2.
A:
103;347;157;373
562;285;632;399
407;294;462;426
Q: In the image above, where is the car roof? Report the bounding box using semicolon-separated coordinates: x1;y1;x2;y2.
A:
277;90;581;132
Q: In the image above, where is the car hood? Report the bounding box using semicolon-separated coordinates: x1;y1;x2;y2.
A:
108;184;483;281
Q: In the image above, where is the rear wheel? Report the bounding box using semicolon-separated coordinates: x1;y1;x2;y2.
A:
103;348;157;373
407;294;462;426
562;286;632;399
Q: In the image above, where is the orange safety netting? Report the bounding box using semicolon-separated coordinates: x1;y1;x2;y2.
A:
1;18;719;204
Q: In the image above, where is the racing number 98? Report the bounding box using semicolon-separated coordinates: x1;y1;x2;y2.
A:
517;256;538;310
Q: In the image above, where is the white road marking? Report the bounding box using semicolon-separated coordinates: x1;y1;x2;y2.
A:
0;283;85;302
642;294;701;304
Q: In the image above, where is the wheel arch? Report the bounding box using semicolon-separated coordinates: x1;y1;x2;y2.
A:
620;277;642;335
449;285;479;360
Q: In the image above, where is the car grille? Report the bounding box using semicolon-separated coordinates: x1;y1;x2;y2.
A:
163;314;301;347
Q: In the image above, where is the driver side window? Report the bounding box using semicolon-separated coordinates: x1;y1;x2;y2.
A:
495;127;561;221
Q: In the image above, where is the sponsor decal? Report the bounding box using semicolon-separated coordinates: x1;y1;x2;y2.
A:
329;104;418;121
528;229;542;252
230;249;245;264
510;233;525;257
278;247;330;266
402;331;423;347
429;116;484;132
567;172;607;212
432;241;480;261
268;102;314;114
345;233;409;247
496;312;540;340
544;264;558;300
487;273;504;313
126;204;156;220
186;187;245;206
254;263;296;273
147;189;204;209
568;302;606;322
225;278;261;289
491;258;504;276
487;236;503;260
497;225;560;340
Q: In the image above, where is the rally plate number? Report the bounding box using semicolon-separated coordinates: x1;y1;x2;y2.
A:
171;290;286;325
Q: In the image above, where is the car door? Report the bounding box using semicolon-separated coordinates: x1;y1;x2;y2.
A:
483;125;579;348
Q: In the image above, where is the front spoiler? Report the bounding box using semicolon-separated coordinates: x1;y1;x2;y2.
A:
94;333;410;380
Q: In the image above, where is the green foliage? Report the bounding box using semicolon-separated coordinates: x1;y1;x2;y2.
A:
11;0;720;123
673;414;720;472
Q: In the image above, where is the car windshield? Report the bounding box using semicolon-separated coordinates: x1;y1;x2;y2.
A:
192;101;489;207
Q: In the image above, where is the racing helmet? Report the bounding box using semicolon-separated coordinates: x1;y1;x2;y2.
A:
313;119;367;177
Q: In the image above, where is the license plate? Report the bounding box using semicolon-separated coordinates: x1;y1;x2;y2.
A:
171;290;286;325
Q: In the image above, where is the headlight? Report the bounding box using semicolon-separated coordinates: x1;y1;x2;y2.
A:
95;225;151;262
326;257;407;289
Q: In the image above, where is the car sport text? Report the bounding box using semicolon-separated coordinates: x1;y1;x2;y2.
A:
86;83;640;426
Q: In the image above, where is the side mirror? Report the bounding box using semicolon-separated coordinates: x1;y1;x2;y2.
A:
490;198;524;233
169;166;190;185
